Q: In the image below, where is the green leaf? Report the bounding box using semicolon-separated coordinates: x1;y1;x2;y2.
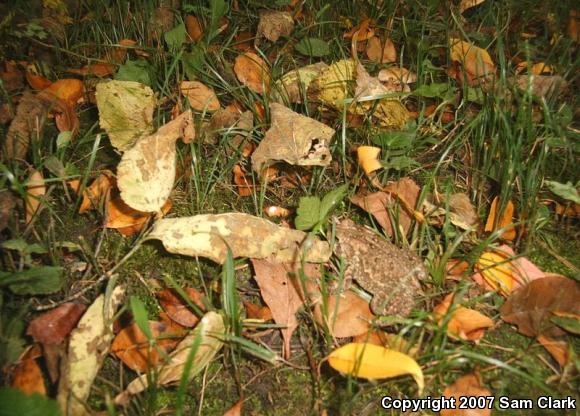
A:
44;155;65;177
182;46;206;81
164;23;187;51
115;60;155;86
209;0;227;40
551;315;580;335
412;83;450;98
130;296;153;340
385;156;419;171
319;184;348;221
545;180;580;204
0;266;62;295
372;130;416;148
295;38;330;57
56;131;72;149
1;239;29;253
0;388;61;416
295;196;321;231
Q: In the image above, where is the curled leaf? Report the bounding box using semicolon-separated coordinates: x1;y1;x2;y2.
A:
357;146;382;175
433;294;494;341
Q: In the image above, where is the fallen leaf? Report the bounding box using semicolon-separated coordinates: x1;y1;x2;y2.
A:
11;354;46;396
459;0;487;13
484;197;516;241
251;259;306;358
314;291;375;338
449;38;495;85
357;146;382;175
537;335;571;368
328;343;424;394
514;61;554;75
0;191;17;232
514;75;567;99
441;373;492;416
551;311;580;335
111;320;184;372
257;10;294;42
233;164;255;197
95;80;156;152
157;287;206;327
223;398;244;416
117;110;194;212
3;91;46;160
251;103;335;174
25;170;45;225
433;294;494;341
232;30;254;51
448;193;479;230
344;18;375;41
79;170;116;214
243;301;273;321
0;61;24;92
568;10;579;42
180;81;220;112
264;205;291;218
353;331;418;357
115;311;224;405
366;36;397;63
234;52;271;94
41;79;84;109
351;177;420;237
500;274;580;339
67;63;117;77
148;213;331;264
377;67;417;84
273;62;328;104
57;286;125;416
27;303;87;345
106;195;172;236
25;71;52;90
185;15;204;42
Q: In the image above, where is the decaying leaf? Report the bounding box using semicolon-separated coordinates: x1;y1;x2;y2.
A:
433;294;494;341
185;15;204;42
484;197;515;241
314;291;375;338
111;320;184;372
148;213;331;264
377;67;417;84
10;352;46;396
500;274;580;339
95;80;156;152
79;170;115;214
106;195;172;236
441;373;492;416
366;36;397;63
223;398;244;416
0;191;17;232
3;91;46;160
448;193;479;230
115;311;224;405
257;10;294;42
234;52;271;94
328;343;424;394
357;146;382;175
273;62;328;104
343;18;375;41
157;287;206;327
251;103;335;174
351;177;420;237
117;110;194;212
458;0;487;13
27;303;87;345
58;286;125;416
180;81;220;112
515;61;554;75
537;335;571;368
251;259;310;358
449;38;495;85
25;170;46;225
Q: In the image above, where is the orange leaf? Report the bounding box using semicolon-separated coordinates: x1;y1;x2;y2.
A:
233;164;255;197
357;145;382;175
223;398;244;416
41;79;84;109
537;335;570;368
234;52;271;94
67;63;117;77
344;18;375;41
79;171;116;214
25;170;45;225
366;36;397;63
106;196;172;236
441;373;492;416
484;196;516;241
233;31;254;51
10;356;46;396
243;301;273;321
314;291;375;338
180;81;220;111
263;205;291;218
433;294;494;341
185;15;204;42
157;288;206;327
25;72;52;90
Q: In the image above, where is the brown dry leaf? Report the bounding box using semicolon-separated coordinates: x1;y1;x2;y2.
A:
377;67;417;84
257;10;294;42
180;81;220;112
111;320;184;373
344;18;375;41
233;164;255;197
11;354;46;396
500;274;580;339
3;91;47;160
449;38;496;86
353;331;418;357
27;303;87;345
25;169;46;225
537;335;571;368
41;79;84;109
351;177;420;237
0;191;17;232
67;63;117;77
357;146;382;175
366;36;397;63
484;197;516;240
148;213;331;264
157;288;206;327
446;259;470;277
441;373;492;416
251;259;320;358
234;52;271;94
448;193;479;230
251;103;335;174
433;294;494;341
244;301;273;321
223;398;244;416
459;0;487;13
185;15;204;42
117;110;194;212
314;291;375;338
0;61;24;92
106;195;172;236
79;170;115;214
569;10;579;42
514;75;567;99
233;31;254;51
26;71;52;90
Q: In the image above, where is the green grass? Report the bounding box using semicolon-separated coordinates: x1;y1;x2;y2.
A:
0;0;579;414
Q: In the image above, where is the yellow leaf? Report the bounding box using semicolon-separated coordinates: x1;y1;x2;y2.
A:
484;197;516;241
449;38;495;80
328;342;424;394
357;146;382;175
476;251;514;296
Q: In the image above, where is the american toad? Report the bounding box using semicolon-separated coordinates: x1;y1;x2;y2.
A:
334;218;426;317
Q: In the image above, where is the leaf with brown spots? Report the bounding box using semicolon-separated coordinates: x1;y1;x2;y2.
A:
234;52;271;94
441;373;492;416
117;110;194;212
157;287;206;327
27;303;87;345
